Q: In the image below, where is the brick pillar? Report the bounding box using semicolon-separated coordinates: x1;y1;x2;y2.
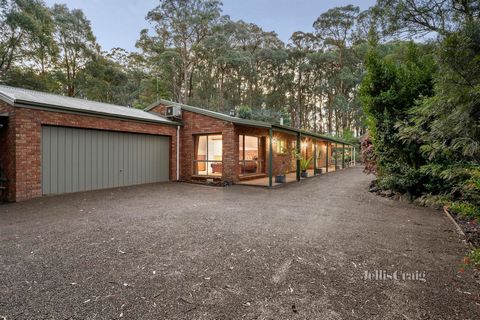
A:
0;110;17;202
222;123;237;183
15;109;42;201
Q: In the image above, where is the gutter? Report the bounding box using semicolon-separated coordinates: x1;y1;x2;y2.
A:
146;99;271;129
147;99;352;145
14;101;182;127
271;124;351;145
0;92;15;105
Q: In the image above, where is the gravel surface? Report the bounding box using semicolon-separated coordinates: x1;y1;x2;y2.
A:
1;166;479;319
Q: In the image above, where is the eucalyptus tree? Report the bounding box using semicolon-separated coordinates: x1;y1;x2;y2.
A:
52;4;99;96
75;55;131;105
314;5;359;70
194;19;251;110
255;45;288;113
312;5;365;135
0;0;55;79
377;0;480;37
192;19;285;113
286;31;317;129
144;0;224;104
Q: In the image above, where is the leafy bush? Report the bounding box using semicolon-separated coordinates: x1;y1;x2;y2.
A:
299;156;313;172
415;194;451;208
460;249;480;272
360;23;480;223
450;202;480;220
360;41;436;194
360;133;377;174
237;105;252;119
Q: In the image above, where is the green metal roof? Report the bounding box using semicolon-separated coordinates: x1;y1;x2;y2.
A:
272;124;352;145
145;99;272;128
0;85;179;126
148;99;353;145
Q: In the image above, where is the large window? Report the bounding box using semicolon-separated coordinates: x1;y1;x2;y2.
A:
276;139;286;154
316;142;328;169
194;134;223;176
239;135;263;175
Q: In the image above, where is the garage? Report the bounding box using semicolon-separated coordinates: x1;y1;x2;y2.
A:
0;84;179;202
41;126;170;195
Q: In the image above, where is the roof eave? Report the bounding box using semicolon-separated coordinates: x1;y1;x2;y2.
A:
271;124;351;145
146;99;271;128
0;91;15;105
147;100;352;144
14;100;181;126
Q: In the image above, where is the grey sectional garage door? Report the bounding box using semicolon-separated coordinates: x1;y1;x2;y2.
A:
41;126;170;195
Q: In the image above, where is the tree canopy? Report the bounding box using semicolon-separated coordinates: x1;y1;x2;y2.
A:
0;0;377;138
360;1;479;224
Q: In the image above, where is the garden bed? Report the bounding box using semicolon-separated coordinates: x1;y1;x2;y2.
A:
446;207;480;248
369;180;480;247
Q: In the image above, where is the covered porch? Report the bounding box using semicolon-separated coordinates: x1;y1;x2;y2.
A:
237;169;315;187
236;124;356;188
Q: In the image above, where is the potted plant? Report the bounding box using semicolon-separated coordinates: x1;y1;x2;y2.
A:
345;154;351;167
275;159;287;183
314;148;323;175
300;155;313;178
275;144;293;183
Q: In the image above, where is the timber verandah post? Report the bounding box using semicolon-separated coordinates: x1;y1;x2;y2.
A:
334;143;337;170
313;139;317;175
353;146;356;166
325;143;329;173
342;143;345;169
268;128;273;188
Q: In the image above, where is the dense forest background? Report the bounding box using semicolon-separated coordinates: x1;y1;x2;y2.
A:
359;0;479;263
0;0;379;138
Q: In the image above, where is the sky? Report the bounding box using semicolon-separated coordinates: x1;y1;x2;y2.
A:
44;0;377;52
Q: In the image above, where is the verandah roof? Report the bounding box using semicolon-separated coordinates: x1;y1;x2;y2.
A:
0;85;179;126
145;99;353;146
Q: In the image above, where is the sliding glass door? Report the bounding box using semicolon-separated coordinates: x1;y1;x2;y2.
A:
239;135;264;175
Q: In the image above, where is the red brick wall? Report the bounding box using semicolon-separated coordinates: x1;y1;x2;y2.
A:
2;103;178;202
0;101;16;201
235;126;269;177
234;126;303;178
149;104;340;182
270;131;298;176
150;104;305;181
316;140;328;168
235;128;342;177
150;104;236;182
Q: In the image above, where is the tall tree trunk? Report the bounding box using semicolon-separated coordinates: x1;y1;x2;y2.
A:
327;93;333;134
218;68;225;111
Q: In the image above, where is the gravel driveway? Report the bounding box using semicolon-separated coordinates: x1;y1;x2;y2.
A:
1;167;479;319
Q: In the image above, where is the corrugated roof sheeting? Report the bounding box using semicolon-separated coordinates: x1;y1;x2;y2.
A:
146;99;353;145
146;99;271;128
0;85;178;125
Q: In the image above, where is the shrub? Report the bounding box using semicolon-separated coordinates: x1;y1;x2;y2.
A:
237;105;252;119
450;202;480;221
361;133;377;174
460;249;480;272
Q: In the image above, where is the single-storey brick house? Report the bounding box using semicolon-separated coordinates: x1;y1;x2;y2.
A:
0;85;354;202
146;99;354;186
